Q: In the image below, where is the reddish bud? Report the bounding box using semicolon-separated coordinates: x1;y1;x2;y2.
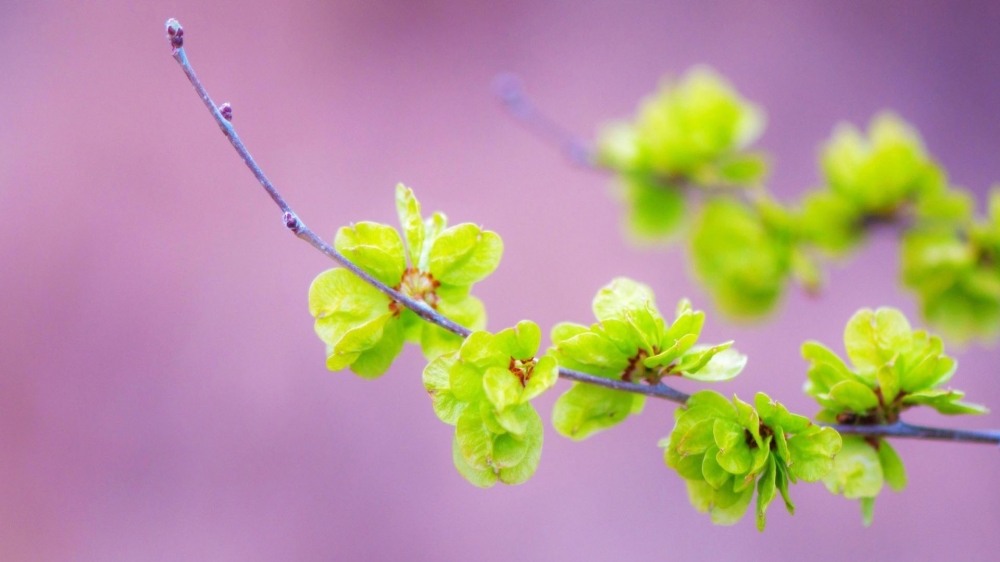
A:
165;18;184;49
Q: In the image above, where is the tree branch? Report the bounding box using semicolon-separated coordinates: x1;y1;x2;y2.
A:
166;20;999;448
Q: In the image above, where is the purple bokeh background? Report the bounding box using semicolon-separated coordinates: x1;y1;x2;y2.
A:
1;1;999;560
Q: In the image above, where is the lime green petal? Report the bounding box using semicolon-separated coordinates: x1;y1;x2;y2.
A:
334;222;407;287
552;331;631;374
437;294;487;332
843;307;912;373
678;344;746;382
522;354;558;402
418;211;448;272
821;436;883;499
492;432;529;469
619;175;686;240
592;277;658;322
829;380;880;412
492;320;542;359
395;184;425;264
419;324;464;361
452;434;497;488
552;384;636;440
709;484;755;526
551;322;590;345
326;313;396;374
423;352;466;425
701;446;729;489
495;402;533;437
687;390;738;420
498;407;544;485
860;497;876;527
877;440;907;492
350;316;405;378
449;360;486;403
428;223;503;287
455;406;494;471
786;427;842;482
459;331;502;366
309;268;389;343
483;366;522;412
755;455;777;532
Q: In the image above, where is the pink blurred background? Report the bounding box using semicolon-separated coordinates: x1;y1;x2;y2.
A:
2;0;999;559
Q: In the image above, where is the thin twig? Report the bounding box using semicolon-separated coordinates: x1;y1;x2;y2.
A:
167;20;999;447
825;421;1000;445
493;73;598;168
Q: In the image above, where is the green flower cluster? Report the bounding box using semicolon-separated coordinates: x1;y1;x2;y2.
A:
595;66;769;240
662;390;842;531
802;307;986;523
902;189;1000;342
308;185;502;377
689;198;801;317
550;278;747;440
423;321;558;487
802;112;971;255
585;66;1000;342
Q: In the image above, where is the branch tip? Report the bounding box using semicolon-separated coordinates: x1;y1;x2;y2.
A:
165;18;184;49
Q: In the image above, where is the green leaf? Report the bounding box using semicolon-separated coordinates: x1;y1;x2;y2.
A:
786;426;842;482
523;354;558;402
395;184;425;264
774;460;795;514
714;420;753;475
334;222;407;287
428;224;503;287
701;446;729;489
619;174;686;240
495;402;534;437
644;333;698;369
860;497;876;527
829;380;880;412
687;390;738;420
423;353;466;424
690;199;791;318
492;432;529;469
822;436;883;499
592;277;658;322
483;366;522;412
552;384;638;440
349;316;405;378
419;325;464;362
717;151;769;186
309;269;388;340
551;322;589;344
452;434;498;488
455;406;494;471
677;418;718;456
877;440;907;492
498;407;544;485
418;211;448;271
327;313;396;373
551;330;631;376
709;484;755;526
678;346;746;382
492;320;541;360
843;307;912;373
755;455;777;532
449;361;486;403
876;365;900;404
